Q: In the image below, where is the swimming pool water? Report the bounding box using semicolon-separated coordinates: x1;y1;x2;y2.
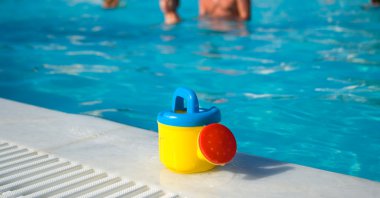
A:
1;0;380;181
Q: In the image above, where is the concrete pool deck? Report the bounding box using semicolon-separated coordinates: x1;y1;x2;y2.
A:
0;98;379;197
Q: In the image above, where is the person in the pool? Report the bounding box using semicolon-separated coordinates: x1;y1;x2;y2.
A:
362;0;380;9
103;0;250;24
160;0;251;24
103;0;118;8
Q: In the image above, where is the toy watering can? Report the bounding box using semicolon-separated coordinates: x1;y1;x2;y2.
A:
157;87;237;173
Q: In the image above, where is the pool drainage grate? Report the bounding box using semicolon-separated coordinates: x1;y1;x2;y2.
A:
0;141;178;198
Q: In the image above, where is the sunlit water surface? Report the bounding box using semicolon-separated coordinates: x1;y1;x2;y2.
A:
1;0;380;181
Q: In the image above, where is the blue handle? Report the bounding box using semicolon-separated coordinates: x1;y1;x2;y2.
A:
172;87;199;113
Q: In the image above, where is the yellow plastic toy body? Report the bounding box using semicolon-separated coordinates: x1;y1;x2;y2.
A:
158;122;215;173
157;88;236;173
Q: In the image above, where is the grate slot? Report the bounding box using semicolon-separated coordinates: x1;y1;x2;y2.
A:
0;160;70;186
79;180;133;198
22;171;108;198
0;162;79;193
0;145;17;153
0;148;28;159
0;152;48;171
0;151;38;164
160;194;180;198
0;141;178;198
0;155;57;178
48;175;118;198
104;183;149;198
2;167;96;197
0;142;9;148
134;188;165;198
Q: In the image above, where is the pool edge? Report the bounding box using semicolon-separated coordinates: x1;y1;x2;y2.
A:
1;97;379;197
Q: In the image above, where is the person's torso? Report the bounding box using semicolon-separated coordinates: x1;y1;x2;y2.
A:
201;0;239;19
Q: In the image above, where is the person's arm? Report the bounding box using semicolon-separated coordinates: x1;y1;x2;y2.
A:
236;0;251;21
160;0;181;24
199;0;207;17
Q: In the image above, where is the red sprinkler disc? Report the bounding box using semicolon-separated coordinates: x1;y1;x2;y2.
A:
198;123;237;165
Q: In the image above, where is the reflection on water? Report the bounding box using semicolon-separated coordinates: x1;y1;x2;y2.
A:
66;50;113;59
80;100;102;106
244;93;295;100
43;64;119;75
198;18;249;35
249;63;296;75
33;44;67;51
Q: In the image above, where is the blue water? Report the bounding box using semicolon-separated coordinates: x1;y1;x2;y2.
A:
1;0;380;181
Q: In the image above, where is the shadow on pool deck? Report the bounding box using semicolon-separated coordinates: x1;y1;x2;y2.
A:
218;153;294;180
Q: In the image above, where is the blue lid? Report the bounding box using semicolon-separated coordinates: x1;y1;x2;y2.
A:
157;87;221;127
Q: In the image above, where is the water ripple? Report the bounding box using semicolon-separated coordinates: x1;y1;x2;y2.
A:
83;108;117;117
43;64;119;75
249;63;296;75
80;100;102;106
195;52;274;64
244;93;295;100
66;50;112;59
33;44;67;51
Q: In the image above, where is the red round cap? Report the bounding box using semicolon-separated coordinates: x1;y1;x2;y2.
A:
198;123;237;165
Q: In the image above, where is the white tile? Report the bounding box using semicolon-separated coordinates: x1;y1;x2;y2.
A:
0;98;125;150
